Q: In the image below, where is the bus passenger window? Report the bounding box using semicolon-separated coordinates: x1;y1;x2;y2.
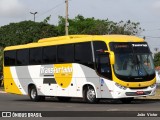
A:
43;46;56;64
57;44;74;63
75;42;93;63
17;49;29;66
4;50;16;66
30;48;42;65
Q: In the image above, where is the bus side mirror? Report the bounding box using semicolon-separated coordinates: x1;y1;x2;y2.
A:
110;52;115;65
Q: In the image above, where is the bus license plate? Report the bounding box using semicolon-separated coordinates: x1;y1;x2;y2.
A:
136;91;144;95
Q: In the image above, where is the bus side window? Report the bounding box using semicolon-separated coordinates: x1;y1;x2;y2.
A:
4;50;16;66
43;46;57;64
75;42;94;68
57;44;74;63
93;41;112;79
17;49;29;66
97;54;112;79
29;47;42;65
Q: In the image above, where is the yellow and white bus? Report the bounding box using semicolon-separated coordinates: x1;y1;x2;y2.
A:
3;35;156;103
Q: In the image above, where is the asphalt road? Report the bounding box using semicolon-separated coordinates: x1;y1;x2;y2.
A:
0;91;160;111
0;91;160;119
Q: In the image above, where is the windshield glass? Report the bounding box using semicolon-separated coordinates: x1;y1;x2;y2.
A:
110;42;155;81
114;53;154;76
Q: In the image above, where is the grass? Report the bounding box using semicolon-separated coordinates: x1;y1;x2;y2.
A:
147;88;160;99
154;88;160;99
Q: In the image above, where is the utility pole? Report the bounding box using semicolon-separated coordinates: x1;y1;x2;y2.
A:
30;12;38;22
65;0;69;35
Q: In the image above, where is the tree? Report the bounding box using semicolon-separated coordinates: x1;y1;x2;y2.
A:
154;52;160;67
57;15;143;36
42;15;51;24
0;20;59;47
0;47;3;70
0;15;144;47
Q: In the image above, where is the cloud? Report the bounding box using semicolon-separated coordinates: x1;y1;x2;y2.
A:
0;0;26;17
152;0;160;10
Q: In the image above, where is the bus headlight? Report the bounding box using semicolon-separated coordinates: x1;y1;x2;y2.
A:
115;83;127;90
150;83;156;88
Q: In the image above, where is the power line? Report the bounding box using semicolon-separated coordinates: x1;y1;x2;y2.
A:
145;36;160;39
139;35;160;39
145;29;160;31
36;2;65;18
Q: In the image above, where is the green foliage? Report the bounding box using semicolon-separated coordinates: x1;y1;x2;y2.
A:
42;15;51;24
0;15;143;47
57;15;143;36
0;47;3;70
113;20;144;35
154;52;160;67
0;20;59;47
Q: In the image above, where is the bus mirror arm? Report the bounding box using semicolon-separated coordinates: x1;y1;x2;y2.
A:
110;52;115;65
104;51;115;65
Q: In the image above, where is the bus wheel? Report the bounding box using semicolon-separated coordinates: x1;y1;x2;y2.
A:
120;98;134;104
29;86;44;102
57;97;71;102
84;86;98;103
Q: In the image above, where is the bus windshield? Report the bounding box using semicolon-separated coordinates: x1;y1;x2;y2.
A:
110;42;155;81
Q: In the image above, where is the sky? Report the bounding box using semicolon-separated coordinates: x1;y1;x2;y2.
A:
0;0;160;52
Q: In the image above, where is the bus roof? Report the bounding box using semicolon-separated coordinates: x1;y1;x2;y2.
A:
4;35;144;51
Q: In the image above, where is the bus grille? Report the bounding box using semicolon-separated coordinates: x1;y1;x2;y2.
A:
129;87;148;89
125;91;151;96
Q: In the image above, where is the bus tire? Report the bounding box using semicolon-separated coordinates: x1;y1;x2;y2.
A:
29;85;44;102
57;97;71;102
120;98;134;104
83;86;98;103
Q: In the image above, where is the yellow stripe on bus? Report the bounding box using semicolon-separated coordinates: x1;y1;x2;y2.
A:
4;67;22;94
113;74;156;88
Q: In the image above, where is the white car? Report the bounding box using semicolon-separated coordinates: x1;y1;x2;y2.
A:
156;71;160;84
